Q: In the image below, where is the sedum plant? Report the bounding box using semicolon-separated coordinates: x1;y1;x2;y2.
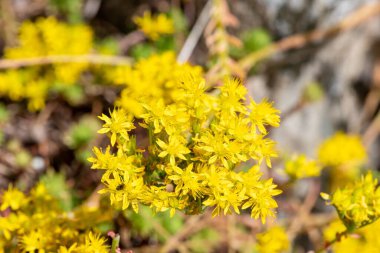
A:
317;132;367;168
255;226;289;253
0;17;93;111
324;219;380;253
321;172;380;231
109;51;203;116
317;132;368;189
284;154;322;180
134;11;175;41
89;74;282;223
0;184;112;252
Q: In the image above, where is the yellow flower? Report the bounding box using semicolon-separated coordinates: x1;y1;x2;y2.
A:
323;219;347;242
156;136;190;165
318;132;367;168
98;108;135;146
58;244;78;253
194;131;234;168
218;78;247;116
324;219;380;253
112;52;203;116
0;185;27;211
20;229;47;253
285;154;322;179
80;232;109;253
91;75;281;223
248;98;281;134
256;226;289;253
242;177;282;223
0;183;113;252
203;186;245;216
321;171;380;229
25;79;49;111
168;163;203;199
0;17;94;111
134;11;174;40
0;214;19;240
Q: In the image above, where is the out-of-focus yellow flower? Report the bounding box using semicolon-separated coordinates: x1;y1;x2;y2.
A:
134;11;174;40
0;185;27;211
109;51;203;116
256;226;289;253
0;17;94;111
317;132;367;168
321;172;380;230
324;219;380;253
6;17;93;85
0;183;112;251
285;154;322;179
323;219;347;242
318;132;367;189
0;214;19;240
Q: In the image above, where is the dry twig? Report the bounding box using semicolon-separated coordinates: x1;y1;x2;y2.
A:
177;0;212;63
0;54;132;69
239;2;380;70
160;214;209;253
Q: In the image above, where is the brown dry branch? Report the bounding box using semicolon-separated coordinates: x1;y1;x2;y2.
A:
239;2;380;71
160;213;210;253
360;55;380;147
0;0;18;46
363;111;380;148
359;56;380;127
205;0;244;82
119;31;146;54
177;0;212;63
0;54;132;69
287;179;321;242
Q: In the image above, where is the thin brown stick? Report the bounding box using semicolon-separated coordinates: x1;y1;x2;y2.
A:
160;213;209;253
177;0;212;63
239;2;380;70
0;54;132;69
287;179;321;241
0;0;18;46
362;112;380;148
119;31;146;54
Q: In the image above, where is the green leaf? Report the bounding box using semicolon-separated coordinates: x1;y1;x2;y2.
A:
49;0;83;23
230;28;272;58
39;170;75;211
0;103;9;123
130;44;155;60
64;115;100;149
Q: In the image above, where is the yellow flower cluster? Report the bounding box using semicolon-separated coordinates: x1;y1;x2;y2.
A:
284;154;321;179
256;226;289;253
321;172;380;230
317;132;367;168
0;184;111;252
318;132;367;189
134;11;174;40
0;17;93;111
324;219;380;253
89;75;282;222
110;51;203;116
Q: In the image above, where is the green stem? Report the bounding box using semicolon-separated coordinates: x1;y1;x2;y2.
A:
111;233;120;253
